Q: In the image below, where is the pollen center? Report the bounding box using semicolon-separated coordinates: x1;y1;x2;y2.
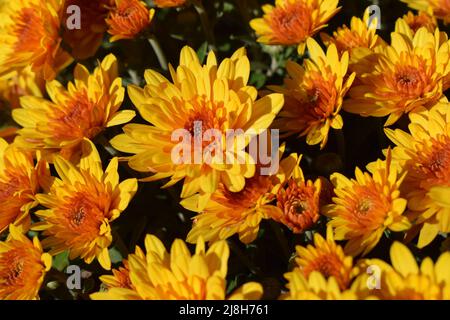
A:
72;207;87;226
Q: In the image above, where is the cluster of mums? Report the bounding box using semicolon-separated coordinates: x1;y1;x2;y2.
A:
0;0;450;300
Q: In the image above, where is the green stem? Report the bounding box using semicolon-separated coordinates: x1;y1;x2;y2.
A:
191;0;216;50
148;37;168;71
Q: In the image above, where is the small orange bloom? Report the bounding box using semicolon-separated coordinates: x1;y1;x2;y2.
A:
275;158;322;233
106;0;155;42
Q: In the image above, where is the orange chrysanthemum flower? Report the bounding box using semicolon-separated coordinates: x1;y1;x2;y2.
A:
398;11;438;33
62;0;113;59
402;0;450;24
154;0;187;8
32;140;138;270
290;227;356;290
0;0;73;81
344;22;450;126
0;225;52;300
182;152;299;244
106;0;155;42
385;103;450;248
0;138;50;234
250;0;340;52
271;38;355;149
12;54;134;162
111;46;284;198
274;157;322;233
324;153;411;256
91;235;263;300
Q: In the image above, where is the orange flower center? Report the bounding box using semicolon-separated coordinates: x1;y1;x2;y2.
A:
45;90;104;143
268;2;313;44
292;71;338;128
413;135;450;190
182;100;228;152
49;186;112;247
339;182;391;233
302;253;349;290
383;55;432;102
218;175;273;211
0;246;42;290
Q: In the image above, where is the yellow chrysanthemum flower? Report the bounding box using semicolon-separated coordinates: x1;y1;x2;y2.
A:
249;0;340;53
91;235;263;300
154;0;187;8
0;67;43;109
0;138;50;234
0;225;52;300
32;140;138;270
0;0;73;81
182;152;299;244
12;54;134;162
385;103;450;248
106;0;155;42
344;22;450;126
320;10;386;65
398;11;438;33
271;38;355;149
401;0;450;24
291;227;357;290
282;270;372;300
274;156;323;233
111;46;284;198
324;153;411;256
363;242;450;299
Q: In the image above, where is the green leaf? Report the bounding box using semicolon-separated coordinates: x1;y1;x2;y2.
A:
109;246;124;264
53;251;70;272
197;41;209;64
